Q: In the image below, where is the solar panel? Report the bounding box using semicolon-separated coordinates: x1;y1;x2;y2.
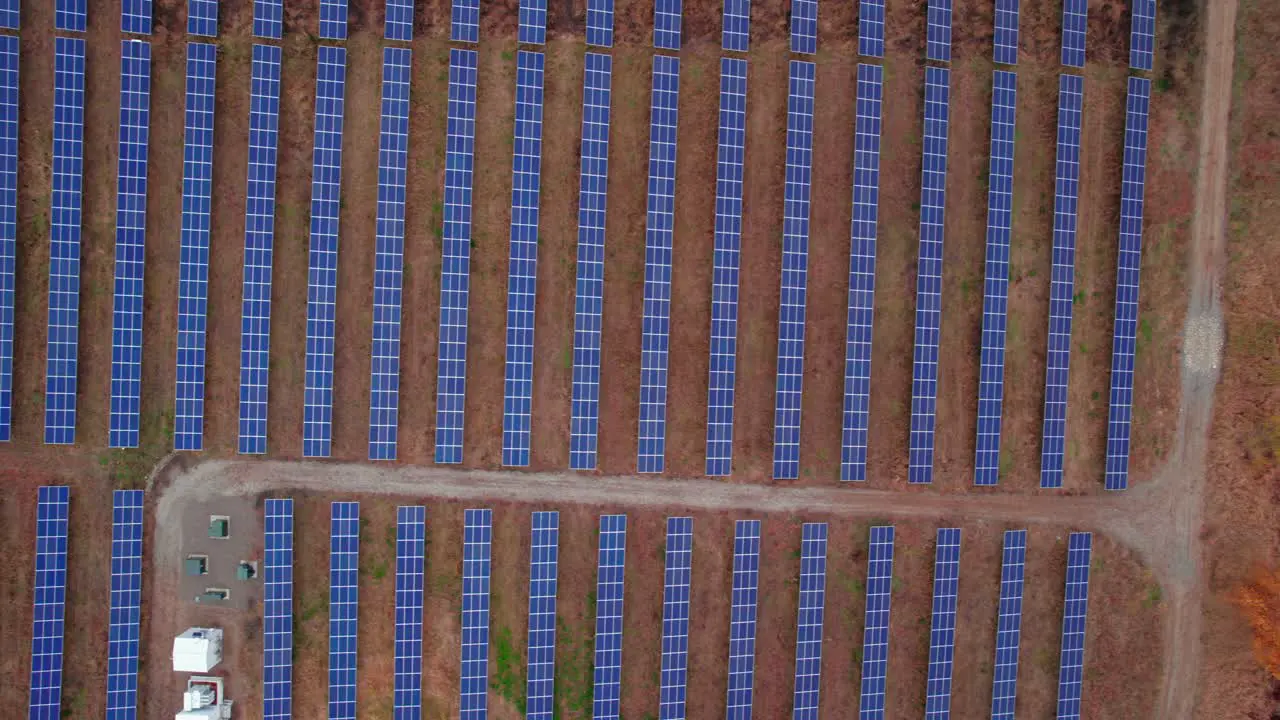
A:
706;57;747;477
329;502;360;720
526;511;560;720
386;0;413;41
840;64;883;482
990;529;1027;720
725;519;760;720
369;47;412;462
586;0;614;47
926;0;952;62
0;0;16;29
1105;76;1150;492
44;37;86;447
994;0;1019;65
519;0;547;44
569;53;613;471
122;0;151;34
109;40;153;450
793;522;827;720
254;0;282;38
722;0;750;52
237;44;282;455
1056;532;1092;719
503;50;546;468
56;0;86;32
859;0;885;57
1129;0;1155;71
1039;73;1084;489
434;49;478;465
263;499;294;720
174;42;217;452
974;70;1018;486
773;59;815;481
593;515;627;720
1061;0;1086;68
451;0;479;42
394;506;426;717
654;0;682;51
29;486;70;720
637;55;680;474
790;0;816;54
106;489;144;720
858;525;895;720
0;36;18;441
320;0;347;39
187;0;218;36
659;517;693;720
461;509;492;720
925;528;961;719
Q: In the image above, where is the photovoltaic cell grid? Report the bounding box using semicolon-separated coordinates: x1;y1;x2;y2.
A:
569;54;613;471
722;0;749;52
174;43;217;452
452;0;479;43
773;59;815;481
370;47;412;462
386;0;413;41
859;0;885;58
254;0;282;39
1056;532;1092;720
435;49;478;465
29;486;70;720
659;517;693;720
328;502;360;720
187;0;217;36
924;528;961;719
654;0;682;50
237;44;282;455
0;36;18;441
526;511;560;720
790;0;816;54
1105;77;1151;492
907;66;951;484
593;515;627;720
0;1;16;30
725;519;760;720
990;529;1027;720
106;489;144;720
519;0;547;45
320;0;347;39
460;509;492;720
974;70;1018;486
1061;0;1086;68
109;40;153;450
502;50;546;468
858;526;895;720
1129;0;1155;71
841;63;883;482
927;0;952;62
1039;73;1084;489
793;523;827;720
637;55;680;474
263;499;294;720
994;0;1019;65
586;0;614;48
705;57;747;477
44;37;86;446
394;507;426;718
122;0;152;34
56;0;86;32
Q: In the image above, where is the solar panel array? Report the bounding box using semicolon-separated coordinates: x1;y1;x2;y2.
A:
725;519;760;720
29;486;70;720
859;0;885;57
793;523;827;720
187;0;217;36
519;0;547;45
773;60;815;480
990;529;1027;720
394;506;426;717
0;1;16;29
1105;76;1151;492
974;70;1018;486
174;42;217;452
328;502;360;720
908;66;951;484
452;0;479;43
503;50;546;468
526;511;560;720
434;49;478;465
44;37;86;446
254;0;282;39
924;528;962;719
320;0;347;39
593;515;627;720
1129;0;1156;71
841;63;883;482
385;0;413;41
56;0;85;32
659;517;693;720
722;0;750;52
706;57;747;477
370;47;412;462
0;36;18;441
109;40;153;450
122;0;151;34
1056;532;1092;720
654;0;682;50
460;509;492;720
1040;73;1084;489
926;0;952;62
106;490;144;720
1061;0;1087;68
791;0;817;54
263;499;294;720
858;526;895;720
569;53;613;471
994;0;1019;65
637;55;680;474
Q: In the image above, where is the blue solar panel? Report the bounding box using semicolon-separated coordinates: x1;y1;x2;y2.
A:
503;51;546;468
907;66;951;484
370;47;412;462
263;499;294;720
793;523;827;720
386;0;413;41
237;44;282;455
174;43;217;452
587;0;614;47
841;64;883;482
706;57;747;477
394;506;426;719
994;0;1019;65
29;486;70;720
655;0;682;50
520;0;547;44
461;509;492;720
1129;0;1155;71
106;490;144;720
858;526;894;720
791;0;817;54
0;0;16;29
254;0;282;38
44;37;85;447
927;0;952;62
1105;77;1150;492
1056;532;1092;719
122;0;151;34
0;36;18;441
925;528;961;719
569;54;613;471
1040;74;1084;489
1061;0;1086;68
638;55;680;474
990;529;1027;720
452;0;479;42
109;40;152;450
974;70;1018;486
526;511;560;720
187;0;218;36
329;502;360;720
773;60;815;481
435;49;478;465
659;517;693;720
56;0;86;32
726;519;760;720
320;0;347;39
859;0;885;57
722;0;750;52
593;515;627;720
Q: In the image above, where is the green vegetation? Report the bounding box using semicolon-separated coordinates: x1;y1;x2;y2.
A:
490;626;527;714
554;614;595;719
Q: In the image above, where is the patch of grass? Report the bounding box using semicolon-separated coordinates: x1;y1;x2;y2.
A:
1144;582;1163;608
502;50;514;61
490;626;526;714
999;447;1014;477
554;614;595;718
1137;317;1155;354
